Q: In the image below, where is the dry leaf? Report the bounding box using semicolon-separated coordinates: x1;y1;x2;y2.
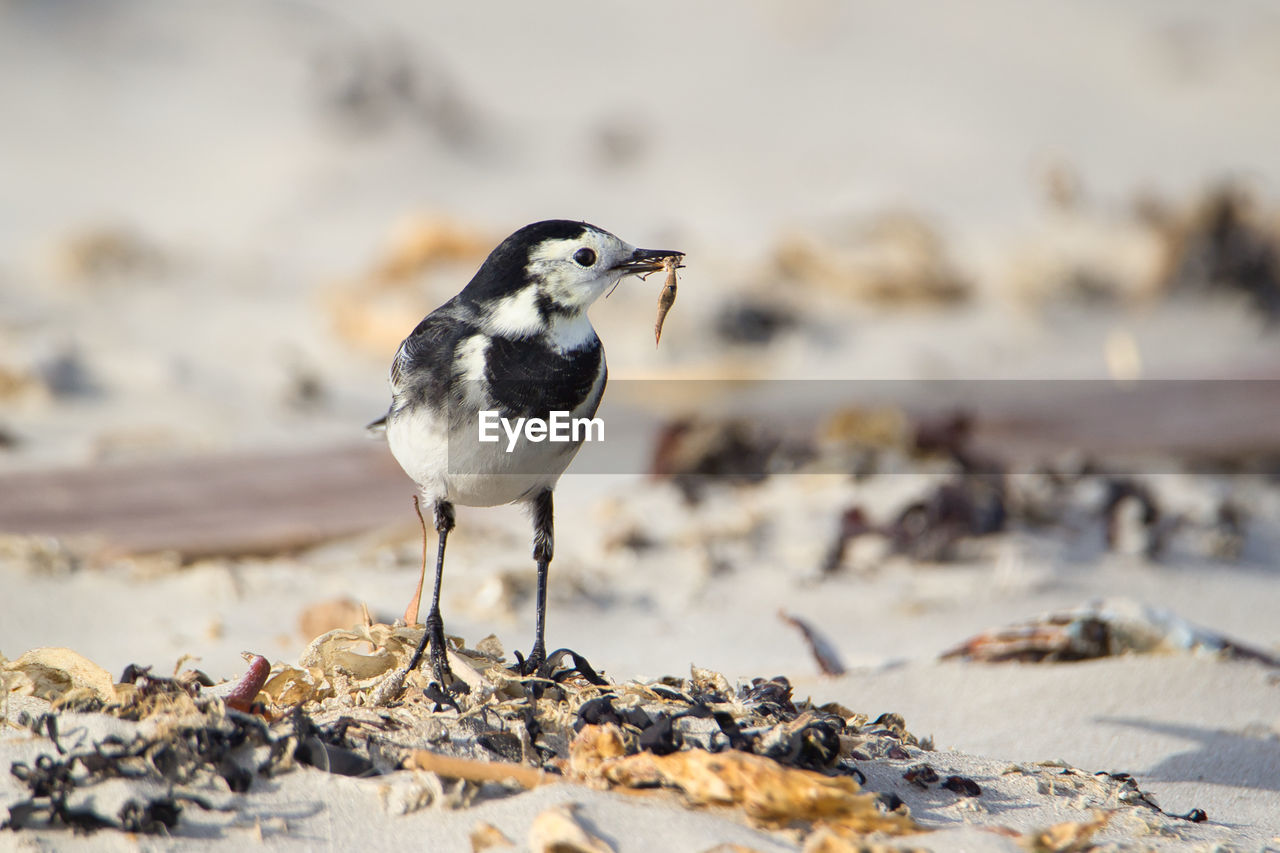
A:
569;727;918;837
1025;811;1112;853
2;647;116;703
568;723;632;780
527;803;614;853
470;821;516;851
260;664;332;707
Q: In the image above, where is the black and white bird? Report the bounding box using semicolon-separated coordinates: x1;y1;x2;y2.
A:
370;219;683;689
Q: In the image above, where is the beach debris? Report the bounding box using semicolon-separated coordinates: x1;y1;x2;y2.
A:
524;799;614;845
405;750;549;789
910;410;1007;475
1205;499;1247;561
1001;763;1207;827
259;663;334;708
36;347;99;399
778;611;848;676
1024;810;1112;853
116;662;209;706
377;770;478;814
281;356;328;411
1092;771;1207;823
819;506;876;577
0;363;44;403
1004;202;1166;306
654;255;680;346
940;775;982;797
3;647;117;705
223;654;272;715
942;599;1280;665
2;635;1215;843
1102;478;1167;560
1161;184;1280;323
889;475;1007;562
372;215;492;285
0;535;80;576
816;406;912;478
49;224;166;284
772;212;970;307
2;703;294;834
574;733;919;837
326;215;491;356
528;802;614;853
649;417;785;502
471;821;516;850
901;764;939;789
713;298;798;346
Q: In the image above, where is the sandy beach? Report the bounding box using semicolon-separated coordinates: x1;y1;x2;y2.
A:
3;2;1280;850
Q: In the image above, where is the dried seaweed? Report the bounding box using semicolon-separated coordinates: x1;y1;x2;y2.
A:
2;707;286;833
1;629;1209;843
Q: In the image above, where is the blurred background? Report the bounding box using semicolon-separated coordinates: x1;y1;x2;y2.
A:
2;1;1280;681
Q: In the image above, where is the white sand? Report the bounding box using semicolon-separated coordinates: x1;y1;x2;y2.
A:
4;2;1280;850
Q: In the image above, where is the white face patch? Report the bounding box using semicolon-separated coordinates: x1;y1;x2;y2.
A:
524;228;638;314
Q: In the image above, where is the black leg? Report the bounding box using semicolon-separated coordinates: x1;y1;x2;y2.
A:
522;488;553;675
406;500;455;687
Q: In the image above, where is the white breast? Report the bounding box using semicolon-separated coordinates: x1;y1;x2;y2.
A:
387;352;607;508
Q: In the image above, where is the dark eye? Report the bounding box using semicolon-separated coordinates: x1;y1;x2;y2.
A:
573;247;597;267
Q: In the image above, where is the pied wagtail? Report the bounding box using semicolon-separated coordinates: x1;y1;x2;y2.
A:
371;220;683;689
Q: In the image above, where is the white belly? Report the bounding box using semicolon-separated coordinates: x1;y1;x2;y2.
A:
386;405;586;507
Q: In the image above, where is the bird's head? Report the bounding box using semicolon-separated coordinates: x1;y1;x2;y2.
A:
461;220;683;338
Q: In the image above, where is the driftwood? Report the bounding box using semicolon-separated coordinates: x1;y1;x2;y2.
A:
0;442;414;559
1;379;1277;559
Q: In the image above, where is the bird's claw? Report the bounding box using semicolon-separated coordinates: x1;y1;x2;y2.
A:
424;614;455;689
513;647;609;686
516;643;547;677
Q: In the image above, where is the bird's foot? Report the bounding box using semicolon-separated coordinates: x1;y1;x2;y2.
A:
514;646;609;686
423;613;455;690
514;641;547;677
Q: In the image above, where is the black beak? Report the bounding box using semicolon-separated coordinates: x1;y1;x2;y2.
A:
612;247;685;275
